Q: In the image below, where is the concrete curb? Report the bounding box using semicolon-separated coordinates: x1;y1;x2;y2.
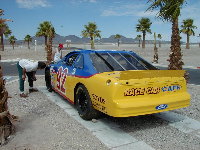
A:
152;63;200;70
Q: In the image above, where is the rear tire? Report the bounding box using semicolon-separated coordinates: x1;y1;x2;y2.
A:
75;85;100;120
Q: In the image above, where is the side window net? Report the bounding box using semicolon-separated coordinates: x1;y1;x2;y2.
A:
66;54;79;66
74;54;84;69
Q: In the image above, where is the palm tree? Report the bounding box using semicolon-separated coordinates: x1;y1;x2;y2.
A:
180;18;197;49
0;9;14;145
114;34;121;47
24;34;32;49
136;35;142;47
82;22;101;49
147;0;185;71
36;21;54;47
153;32;158;63
46;26;55;63
9;35;17;50
136;17;152;48
36;21;55;62
157;34;162;47
0;9;12;51
0;23;12;51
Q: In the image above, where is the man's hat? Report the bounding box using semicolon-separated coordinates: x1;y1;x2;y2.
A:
58;43;63;48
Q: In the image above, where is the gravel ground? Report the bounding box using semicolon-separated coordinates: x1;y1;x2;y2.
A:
1;44;200;150
2;77;108;150
2;77;199;150
173;84;200;121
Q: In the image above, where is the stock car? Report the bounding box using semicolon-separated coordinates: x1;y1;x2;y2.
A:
45;50;190;120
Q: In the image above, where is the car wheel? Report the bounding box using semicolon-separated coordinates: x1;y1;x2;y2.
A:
75;85;100;120
45;67;53;92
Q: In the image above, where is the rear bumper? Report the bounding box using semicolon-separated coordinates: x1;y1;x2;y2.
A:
107;93;190;117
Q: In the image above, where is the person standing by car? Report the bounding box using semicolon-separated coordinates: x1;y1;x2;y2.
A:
52;43;64;63
17;59;46;98
45;43;64;92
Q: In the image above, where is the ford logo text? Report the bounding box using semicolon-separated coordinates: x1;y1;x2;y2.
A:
156;104;168;110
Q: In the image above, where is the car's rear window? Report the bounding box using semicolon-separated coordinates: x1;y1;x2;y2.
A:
90;52;157;73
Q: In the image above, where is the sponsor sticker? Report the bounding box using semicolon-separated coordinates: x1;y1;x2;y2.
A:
156;104;168;110
124;85;181;96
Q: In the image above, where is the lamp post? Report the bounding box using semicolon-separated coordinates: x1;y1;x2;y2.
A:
34;40;37;51
198;34;200;48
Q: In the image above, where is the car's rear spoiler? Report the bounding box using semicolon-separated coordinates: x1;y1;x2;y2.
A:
119;70;185;80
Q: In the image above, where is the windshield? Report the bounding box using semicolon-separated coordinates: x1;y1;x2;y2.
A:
90;52;157;73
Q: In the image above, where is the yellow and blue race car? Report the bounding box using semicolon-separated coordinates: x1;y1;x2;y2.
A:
45;50;190;120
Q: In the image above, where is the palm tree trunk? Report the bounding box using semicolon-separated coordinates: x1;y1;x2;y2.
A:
45;36;48;47
142;31;145;48
91;37;95;49
117;39;120;47
12;43;14;50
168;18;183;70
0;65;14;145
153;33;158;63
0;34;4;51
46;37;53;63
138;40;140;47
28;41;30;49
186;34;189;49
159;41;161;48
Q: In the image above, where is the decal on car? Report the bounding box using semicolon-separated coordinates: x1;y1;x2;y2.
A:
124;87;160;96
92;94;106;104
92;94;107;113
93;101;107;113
156;104;168;110
57;66;68;94
124;85;181;96
72;68;76;75
162;85;181;92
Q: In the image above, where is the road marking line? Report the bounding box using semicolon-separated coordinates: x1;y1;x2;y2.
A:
6;79;19;84
11;63;17;65
4;76;19;85
0;59;46;62
188;84;200;87
154;111;200;137
152;64;199;69
39;86;155;150
5;75;44;85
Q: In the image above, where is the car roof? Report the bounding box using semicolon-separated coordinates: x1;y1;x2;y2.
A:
71;49;137;55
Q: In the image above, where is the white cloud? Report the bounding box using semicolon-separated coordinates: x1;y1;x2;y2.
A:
71;0;97;4
136;10;158;17
16;0;50;9
101;4;157;17
86;0;97;3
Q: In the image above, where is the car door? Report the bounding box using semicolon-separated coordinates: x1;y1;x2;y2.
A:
55;52;80;97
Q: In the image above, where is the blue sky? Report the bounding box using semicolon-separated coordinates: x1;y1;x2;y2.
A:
1;0;200;42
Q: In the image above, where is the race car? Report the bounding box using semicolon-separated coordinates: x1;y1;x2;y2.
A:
45;50;190;120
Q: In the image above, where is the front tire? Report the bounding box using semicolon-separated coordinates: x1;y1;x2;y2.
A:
75;85;100;120
45;67;53;92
